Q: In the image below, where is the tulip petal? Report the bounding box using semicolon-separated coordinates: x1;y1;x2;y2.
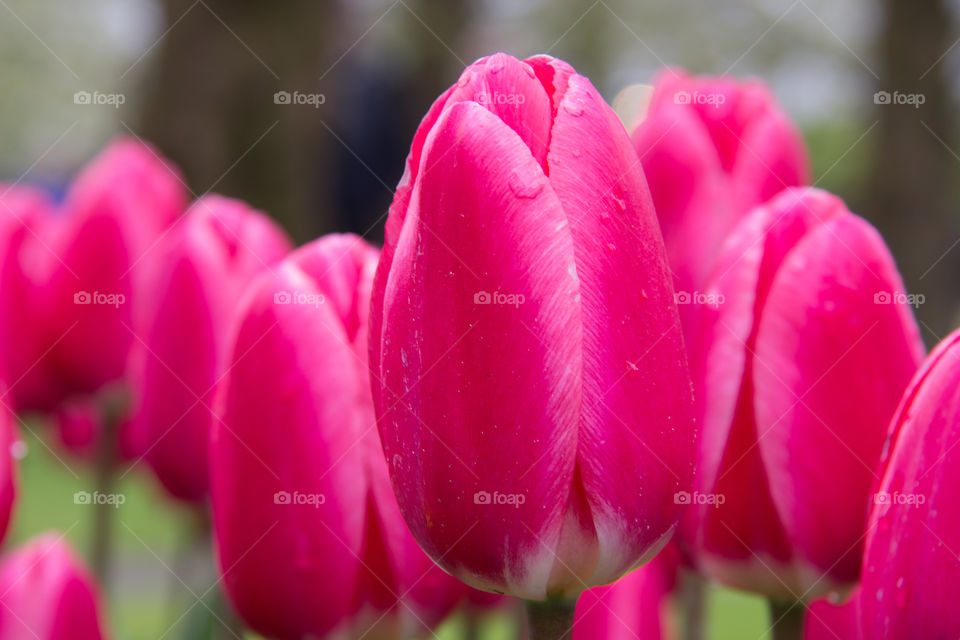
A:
754;208;924;591
545;68;695;585
860;331;960;639
376;100;582;599
212;264;367;639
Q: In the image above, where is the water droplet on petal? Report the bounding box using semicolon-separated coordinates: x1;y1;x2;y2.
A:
509;173;544;199
563;101;585;117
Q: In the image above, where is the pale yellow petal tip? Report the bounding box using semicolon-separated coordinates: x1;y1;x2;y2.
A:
612;83;655;135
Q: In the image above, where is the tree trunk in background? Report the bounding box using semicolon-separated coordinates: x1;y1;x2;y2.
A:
136;0;472;246
137;0;339;243
867;0;958;341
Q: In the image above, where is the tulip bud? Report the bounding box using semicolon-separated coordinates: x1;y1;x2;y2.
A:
572;549;675;639
0;386;15;544
805;590;861;640
211;234;464;638
135;195;290;501
860;330;960;638
682;187;924;599
0;184;63;411
631;70;810;297
41;137;186;401
0;533;109;639
369;53;695;601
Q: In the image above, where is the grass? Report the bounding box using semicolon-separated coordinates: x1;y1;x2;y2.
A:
11;425;775;639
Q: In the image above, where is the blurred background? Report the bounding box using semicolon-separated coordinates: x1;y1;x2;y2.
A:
1;0;958;638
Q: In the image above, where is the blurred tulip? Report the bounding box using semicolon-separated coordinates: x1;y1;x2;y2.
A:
860;330;960;638
135;195;290;502
0;385;16;544
572;549;676;640
212;234;465;639
0;184;62;410
0;533;108;640
369;53;695;602
682;188;924;599
52;394;139;461
32;138;185;406
631;69;810;301
805;590;861;640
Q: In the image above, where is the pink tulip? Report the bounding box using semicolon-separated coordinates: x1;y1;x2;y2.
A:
38;137;186;403
0;385;15;543
682;187;924;599
211;234;464;638
859;329;960;638
52;395;140;461
0;184;63;411
572;549;676;640
0;533;109;639
804;590;861;640
369;53;695;601
631;70;810;297
135;195;290;501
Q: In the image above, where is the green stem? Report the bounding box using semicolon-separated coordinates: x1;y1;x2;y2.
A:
768;599;805;640
681;570;706;640
526;599;577;640
90;409;118;585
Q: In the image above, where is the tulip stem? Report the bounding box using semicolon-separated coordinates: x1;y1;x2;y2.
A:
525;599;577;640
90;407;118;585
681;570;706;640
768;599;805;640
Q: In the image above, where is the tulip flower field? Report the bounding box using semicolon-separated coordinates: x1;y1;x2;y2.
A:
0;50;954;640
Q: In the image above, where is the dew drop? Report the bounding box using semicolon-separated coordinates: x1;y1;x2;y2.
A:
607;242;616;251
563;101;585;117
509;173;544;199
626;361;640;380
